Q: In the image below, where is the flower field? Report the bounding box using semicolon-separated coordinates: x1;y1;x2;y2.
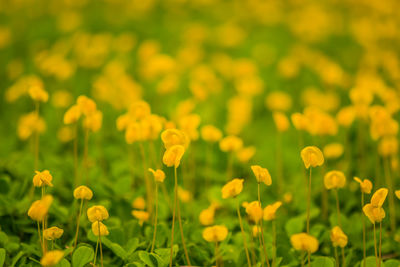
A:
1;0;400;266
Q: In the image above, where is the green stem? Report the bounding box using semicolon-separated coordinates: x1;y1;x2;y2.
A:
334;247;339;267
258;183;270;267
169;168;178;267
306;168;312;234
151;184;159;253
373;223;378;267
236;201;252;267
74;199;84;248
334;189;341;228
362;193;366;267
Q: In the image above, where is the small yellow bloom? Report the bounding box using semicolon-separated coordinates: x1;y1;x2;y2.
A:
87;205;109;222
354;177;372;194
219;135;243;152
132;210;150;225
252;225;261;237
273;111;290;132
245;201;263;222
283;192;293;203
395;190;400;200
291;113;308;131
221;178;244;199
178;114;201;141
162;145;185;168
290;233;319;253
40;250;64;267
363;204;385;224
378;136;398;157
201;125;223;143
28;85;48;103
370;188;388;207
33;170;53;187
330;226;348;248
43;227;64;241
73;185;93;200
132;197;146;210
236;146;256;163
324;171;346;190
202;225;228;242
161;128;190;149
77;95;97;116
263;201;282;221
63;105;81;125
178;186;192;203
265;91;292;112
148;168;166;183
251;165;272;186
323;143;344;160
301;146;324;169
92;221;109;236
83;109;102;132
199;207;215;226
28;195;53;222
128;100;151;120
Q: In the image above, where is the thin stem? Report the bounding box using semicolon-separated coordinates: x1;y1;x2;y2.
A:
258;183;270;267
341;247;346;267
140;142;153;215
74;199;84;248
215;242;219;267
83;128;89;184
306;168;312;234
52;240;54;250
384;157;396;233
256;221;264;267
276;132;283;194
373;223;378;267
42;218;45;253
73;124;78;187
98;221;103;267
227;152;234;180
307;251;311;267
151;183;159;253
176;175;191;265
34;101;39;170
334;247;339;267
37;221;43;254
169;168;178;267
379;221;382;267
334;189;341;228
362;193;366;267
236;201;252;267
93;236;99;266
272;220;277;267
301;251;305;267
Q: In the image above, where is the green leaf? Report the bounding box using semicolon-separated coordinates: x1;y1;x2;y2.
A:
384;259;400;267
72;246;94;267
0;248;5;267
285;216;305;236
311;256;335;267
361;256;384;267
56;259;71;267
138;251;166;267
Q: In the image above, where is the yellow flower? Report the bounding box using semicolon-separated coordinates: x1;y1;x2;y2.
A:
251;165;272;186
33;170;53;187
245;201;263;222
201;125;223;143
132;197;146;210
284;192;293;203
51;90;72;108
27;195;53;222
324;171;346;190
219;135;243;152
291;113;308;131
252;225;261;237
83;109;102;132
221;178;244;199
371;188;388;207
323;143;344;160
336;106;355;128
354;177;372;194
378;136;398;157
301;146;324;169
396;190;400;200
128;100;151;120
40;250;64;267
330;226;348;248
290;233;319;253
43;227;64;241
132;210;150;225
18;112;46;140
263;201;282;221
236;146;256;163
199;207;215;226
363;204;385;224
265;91;292;111
273;112;290;132
148;168;166;183
161;128;190;150
28;85;48;103
92;221;110;236
202;225;228;242
178;186;192;203
178;114;201;141
73;185;93;200
87;205;109;222
77;95;97;116
162;145;185;168
63;105;81;124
